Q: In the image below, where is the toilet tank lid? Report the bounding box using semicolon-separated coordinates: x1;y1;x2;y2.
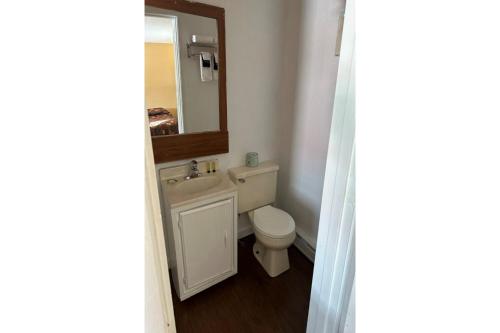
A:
228;160;279;179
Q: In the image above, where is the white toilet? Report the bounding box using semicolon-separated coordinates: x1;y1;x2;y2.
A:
228;161;296;277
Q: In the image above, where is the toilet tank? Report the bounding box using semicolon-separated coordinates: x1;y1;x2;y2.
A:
228;161;279;214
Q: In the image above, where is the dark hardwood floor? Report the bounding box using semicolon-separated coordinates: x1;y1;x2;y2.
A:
171;235;314;333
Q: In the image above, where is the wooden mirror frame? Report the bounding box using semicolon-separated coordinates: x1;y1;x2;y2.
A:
145;0;228;163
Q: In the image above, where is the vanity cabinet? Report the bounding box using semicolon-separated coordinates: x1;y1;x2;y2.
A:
164;191;238;301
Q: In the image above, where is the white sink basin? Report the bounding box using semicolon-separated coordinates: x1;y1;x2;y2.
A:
174;175;223;195
162;173;236;208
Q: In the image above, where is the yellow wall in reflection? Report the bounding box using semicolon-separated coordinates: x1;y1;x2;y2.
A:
145;43;177;115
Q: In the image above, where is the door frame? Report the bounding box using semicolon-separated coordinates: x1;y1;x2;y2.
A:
306;0;355;331
145;110;177;332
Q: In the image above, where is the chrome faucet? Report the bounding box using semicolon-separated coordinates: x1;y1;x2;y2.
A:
185;160;202;179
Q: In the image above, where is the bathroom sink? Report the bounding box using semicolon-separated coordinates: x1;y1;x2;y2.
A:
162;173;237;208
175;175;223;195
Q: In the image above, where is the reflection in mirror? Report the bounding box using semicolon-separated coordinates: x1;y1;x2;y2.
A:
145;7;220;137
145;15;181;136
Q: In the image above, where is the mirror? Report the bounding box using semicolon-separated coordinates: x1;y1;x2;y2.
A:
145;1;228;163
145;11;219;136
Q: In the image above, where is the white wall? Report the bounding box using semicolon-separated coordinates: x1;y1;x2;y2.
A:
175;11;219;133
144;16;175;43
276;0;346;249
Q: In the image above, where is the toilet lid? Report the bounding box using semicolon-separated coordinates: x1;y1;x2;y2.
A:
252;206;295;238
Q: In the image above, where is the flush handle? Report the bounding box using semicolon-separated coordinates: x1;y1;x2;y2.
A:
238;178;246;183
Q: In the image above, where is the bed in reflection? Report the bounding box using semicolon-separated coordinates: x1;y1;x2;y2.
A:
148;108;179;136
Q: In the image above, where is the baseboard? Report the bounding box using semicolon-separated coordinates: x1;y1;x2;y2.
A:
294;231;316;263
238;225;254;239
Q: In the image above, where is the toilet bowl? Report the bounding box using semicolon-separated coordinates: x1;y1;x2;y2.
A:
228;161;296;277
249;205;296;277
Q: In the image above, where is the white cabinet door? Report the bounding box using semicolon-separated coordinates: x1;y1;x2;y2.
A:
178;198;234;290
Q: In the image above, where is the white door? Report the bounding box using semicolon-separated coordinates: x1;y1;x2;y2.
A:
178;199;234;290
145;110;176;333
306;0;355;332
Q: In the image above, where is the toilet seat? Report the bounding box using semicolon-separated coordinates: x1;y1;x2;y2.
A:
251;205;295;239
